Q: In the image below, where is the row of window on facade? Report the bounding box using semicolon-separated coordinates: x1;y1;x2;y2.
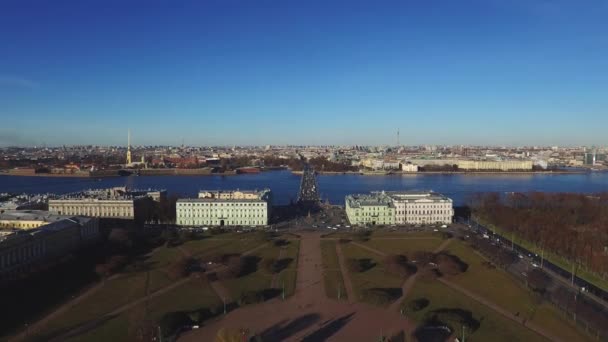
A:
0;242;45;269
181;202;265;207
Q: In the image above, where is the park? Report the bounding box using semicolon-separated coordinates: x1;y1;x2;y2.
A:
6;216;600;342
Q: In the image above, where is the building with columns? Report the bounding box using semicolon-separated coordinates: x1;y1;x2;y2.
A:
345;190;453;226
345;192;396;226
0;216;99;277
387;191;453;224
177;189;272;227
48;187;160;222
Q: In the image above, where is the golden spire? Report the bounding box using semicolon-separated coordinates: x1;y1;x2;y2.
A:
126;129;132;165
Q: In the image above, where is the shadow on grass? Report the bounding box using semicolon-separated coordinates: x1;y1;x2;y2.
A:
260;313;321;340
29;313;119;342
301;312;355;341
362;288;403;306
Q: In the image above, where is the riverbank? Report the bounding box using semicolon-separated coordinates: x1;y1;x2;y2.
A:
291;170;588;175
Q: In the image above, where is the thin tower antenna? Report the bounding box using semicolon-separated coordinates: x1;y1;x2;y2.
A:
397;129;400;147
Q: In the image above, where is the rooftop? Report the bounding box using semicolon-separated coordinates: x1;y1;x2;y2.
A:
51;187;164;201
345;192;395;208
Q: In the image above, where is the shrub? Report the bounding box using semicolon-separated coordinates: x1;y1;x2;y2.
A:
405;298;430;312
384;254;417;278
435;253;468;276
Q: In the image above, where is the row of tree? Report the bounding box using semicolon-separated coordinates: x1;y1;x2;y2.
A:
469;192;608;278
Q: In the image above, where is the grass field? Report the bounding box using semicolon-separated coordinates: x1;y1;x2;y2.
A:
404;279;547;342
478;220;608;292
275;240;300;297
445;240;593;341
65;278;222;342
320;240;347;300
340;242;403;305
361;237;443;255
29;233;275;341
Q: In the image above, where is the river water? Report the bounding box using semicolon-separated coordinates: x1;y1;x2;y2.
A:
1;170;608;206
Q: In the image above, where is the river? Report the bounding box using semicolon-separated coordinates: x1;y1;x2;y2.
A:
1;170;608;206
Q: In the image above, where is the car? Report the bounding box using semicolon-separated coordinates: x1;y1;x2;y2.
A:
531;263;539;268
345;225;351;228
336;224;341;227
327;226;332;229
518;254;524;259
441;224;448;228
433;229;439;232
332;227;337;230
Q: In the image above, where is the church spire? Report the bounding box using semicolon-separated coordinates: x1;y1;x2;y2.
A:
126;129;132;165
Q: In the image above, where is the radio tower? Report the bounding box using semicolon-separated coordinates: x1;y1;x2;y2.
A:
397;129;400;147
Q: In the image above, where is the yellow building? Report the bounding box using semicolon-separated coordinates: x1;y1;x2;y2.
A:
0;210;65;230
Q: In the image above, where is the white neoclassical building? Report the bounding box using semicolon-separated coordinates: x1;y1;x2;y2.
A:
345;190;453;226
176;189;272;227
48;187;158;222
387;191;453;224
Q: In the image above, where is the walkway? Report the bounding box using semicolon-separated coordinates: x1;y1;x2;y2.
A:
180;232;417;342
335;242;356;303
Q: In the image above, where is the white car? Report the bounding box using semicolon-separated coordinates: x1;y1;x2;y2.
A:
531;263;539;268
332;227;338;230
327;226;332;229
441;224;448;228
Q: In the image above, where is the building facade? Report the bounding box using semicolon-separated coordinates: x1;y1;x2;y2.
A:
48;187;159;222
0;216;99;276
177;189;272;227
387;191;453;224
345;192;396;226
345;191;453;226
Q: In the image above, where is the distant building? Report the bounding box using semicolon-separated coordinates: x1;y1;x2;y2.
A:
0;216;99;276
345;190;453;226
456;160;533;171
345;192;395;226
176;189;272;227
48;187;160;222
401;162;419;172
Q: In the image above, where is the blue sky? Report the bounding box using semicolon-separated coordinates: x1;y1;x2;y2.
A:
1;0;607;147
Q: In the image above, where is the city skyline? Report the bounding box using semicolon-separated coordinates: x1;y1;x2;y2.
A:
2;1;608;147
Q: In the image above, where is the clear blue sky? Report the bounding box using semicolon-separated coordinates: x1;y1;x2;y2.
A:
1;0;607;147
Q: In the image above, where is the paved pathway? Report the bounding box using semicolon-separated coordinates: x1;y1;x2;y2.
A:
335;242;356;303
180;232;417;342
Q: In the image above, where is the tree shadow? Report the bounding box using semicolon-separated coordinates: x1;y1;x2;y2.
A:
301;312;355;341
260;313;321;340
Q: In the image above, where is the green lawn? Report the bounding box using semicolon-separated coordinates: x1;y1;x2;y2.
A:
340;242;403;305
320;240;347;300
31;271;149;340
276;240;300;297
362;238;443;255
478;219;608;292
445;241;593;342
30;235;268;341
65;278;222;342
404;279;547;342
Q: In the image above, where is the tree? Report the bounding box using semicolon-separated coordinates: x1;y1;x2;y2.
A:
384;255;417;278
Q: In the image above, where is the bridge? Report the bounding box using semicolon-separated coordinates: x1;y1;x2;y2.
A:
297;163;320;206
